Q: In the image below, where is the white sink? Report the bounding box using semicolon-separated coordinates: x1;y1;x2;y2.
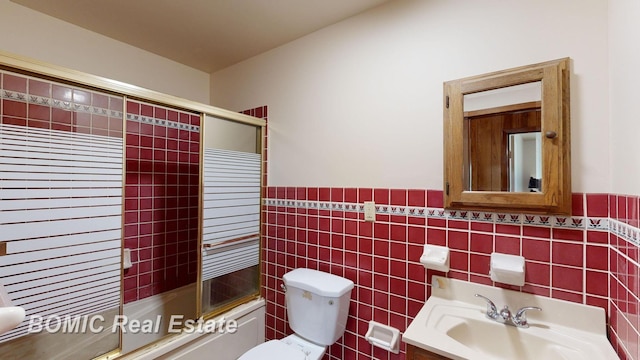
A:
0;306;26;335
403;276;618;360
432;306;590;359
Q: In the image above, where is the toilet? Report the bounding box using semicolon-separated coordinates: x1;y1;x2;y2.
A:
239;268;354;360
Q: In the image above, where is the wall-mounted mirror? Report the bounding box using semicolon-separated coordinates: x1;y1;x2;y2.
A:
443;58;571;214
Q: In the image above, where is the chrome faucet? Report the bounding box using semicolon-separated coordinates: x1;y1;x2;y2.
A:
474;294;541;328
512;306;542;328
474;294;499;320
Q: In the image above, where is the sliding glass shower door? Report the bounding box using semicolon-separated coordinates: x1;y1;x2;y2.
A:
199;115;262;316
0;70;123;360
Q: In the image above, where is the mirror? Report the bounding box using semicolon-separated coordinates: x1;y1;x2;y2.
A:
444;58;571;214
464;82;542;192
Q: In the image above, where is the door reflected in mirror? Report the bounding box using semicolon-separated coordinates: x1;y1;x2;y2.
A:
508;132;541;192
463;82;541;192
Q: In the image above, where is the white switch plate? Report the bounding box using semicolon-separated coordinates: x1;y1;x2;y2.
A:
364;201;376;222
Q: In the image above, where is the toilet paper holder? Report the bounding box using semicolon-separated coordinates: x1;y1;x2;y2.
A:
365;320;400;354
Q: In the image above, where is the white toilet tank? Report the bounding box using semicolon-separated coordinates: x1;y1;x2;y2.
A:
282;268;354;346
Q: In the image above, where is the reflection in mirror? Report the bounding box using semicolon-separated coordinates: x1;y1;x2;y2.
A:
200;115;261;316
463;82;541;192
509;132;541;192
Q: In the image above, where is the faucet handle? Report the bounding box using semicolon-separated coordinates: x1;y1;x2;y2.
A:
499;305;512;321
513;306;542;328
474;294;498;319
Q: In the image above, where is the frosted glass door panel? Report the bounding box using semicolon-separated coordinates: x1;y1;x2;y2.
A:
200;115;261;316
0;70;123;360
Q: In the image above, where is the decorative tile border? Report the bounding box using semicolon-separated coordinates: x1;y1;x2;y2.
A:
587;217;609;230
1;89;124;119
0;73;198;133
125;113;199;132
263;197;640;260
263;198;640;244
610;219;640;247
263;198;623;231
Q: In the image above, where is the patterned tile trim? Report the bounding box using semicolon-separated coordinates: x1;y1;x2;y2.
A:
0;78;198;133
125;113;199;132
263;198;615;232
1;89;123;119
610;219;640;247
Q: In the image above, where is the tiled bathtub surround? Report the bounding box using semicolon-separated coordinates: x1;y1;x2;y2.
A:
262;188;640;360
240;105;268;193
1;71;123;137
123;100;200;303
1;71;201;304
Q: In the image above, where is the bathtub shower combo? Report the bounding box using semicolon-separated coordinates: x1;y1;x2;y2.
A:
0;54;266;360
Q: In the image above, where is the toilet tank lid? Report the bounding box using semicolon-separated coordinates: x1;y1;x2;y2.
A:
283;268;354;297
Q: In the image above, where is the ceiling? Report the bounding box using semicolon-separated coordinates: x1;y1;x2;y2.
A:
12;0;392;73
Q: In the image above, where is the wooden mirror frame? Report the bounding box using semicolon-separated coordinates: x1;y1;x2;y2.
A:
443;58;571;214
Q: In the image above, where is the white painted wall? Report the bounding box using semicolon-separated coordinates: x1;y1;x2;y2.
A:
609;0;640;195
0;0;209;104
210;0;610;192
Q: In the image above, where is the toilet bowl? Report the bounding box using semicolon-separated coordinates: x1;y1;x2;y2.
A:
238;268;354;360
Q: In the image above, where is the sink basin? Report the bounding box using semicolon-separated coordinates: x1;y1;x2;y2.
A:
403;276;618;360
445;316;566;358
0;306;25;335
433;308;586;359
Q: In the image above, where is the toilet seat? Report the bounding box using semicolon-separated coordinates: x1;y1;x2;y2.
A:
239;335;326;360
238;340;306;360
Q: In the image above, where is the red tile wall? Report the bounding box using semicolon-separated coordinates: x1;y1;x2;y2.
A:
610;194;640;360
1;71;123;138
123;100;200;303
240;105;268;194
262;188;640;360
